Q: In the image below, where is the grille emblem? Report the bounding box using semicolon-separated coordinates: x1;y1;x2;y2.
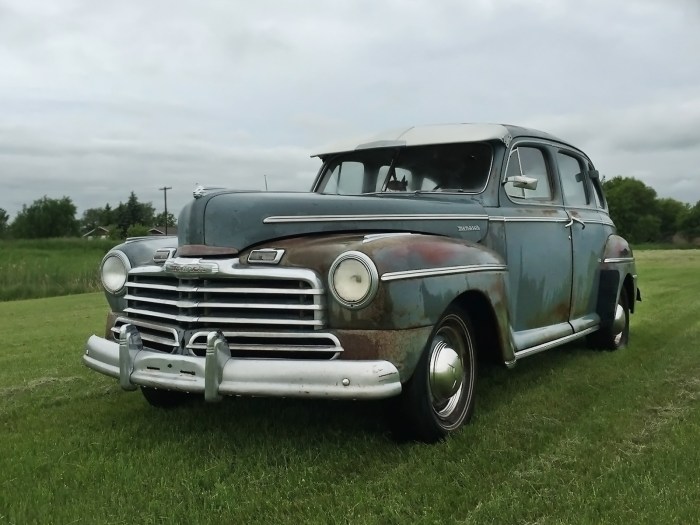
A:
164;260;219;275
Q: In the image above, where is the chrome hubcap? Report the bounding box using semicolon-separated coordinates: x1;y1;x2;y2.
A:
425;313;475;429
429;340;464;402
612;303;625;345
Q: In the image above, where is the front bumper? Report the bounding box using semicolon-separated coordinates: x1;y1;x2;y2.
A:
83;324;402;400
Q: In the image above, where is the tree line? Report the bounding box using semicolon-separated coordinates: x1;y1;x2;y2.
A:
0;191;176;240
0;178;699;243
603;177;700;244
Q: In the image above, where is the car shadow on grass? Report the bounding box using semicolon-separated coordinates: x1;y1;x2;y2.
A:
109;341;600;448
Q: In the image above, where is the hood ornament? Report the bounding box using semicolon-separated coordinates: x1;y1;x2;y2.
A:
193;184;225;199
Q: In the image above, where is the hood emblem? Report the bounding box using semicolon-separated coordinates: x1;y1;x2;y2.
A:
248;249;285;264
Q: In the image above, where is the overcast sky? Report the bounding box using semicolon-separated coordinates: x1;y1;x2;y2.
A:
1;0;699;221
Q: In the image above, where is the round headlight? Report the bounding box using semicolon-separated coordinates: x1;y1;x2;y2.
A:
328;251;378;308
100;251;131;295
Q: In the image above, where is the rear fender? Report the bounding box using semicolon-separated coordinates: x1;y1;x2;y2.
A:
597;234;638;324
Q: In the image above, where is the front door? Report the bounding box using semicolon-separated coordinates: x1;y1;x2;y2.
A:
499;143;574;351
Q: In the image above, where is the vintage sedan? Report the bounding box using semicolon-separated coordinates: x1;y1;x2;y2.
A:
83;124;639;442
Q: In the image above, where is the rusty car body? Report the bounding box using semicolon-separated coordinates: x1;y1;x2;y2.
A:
83;123;639;442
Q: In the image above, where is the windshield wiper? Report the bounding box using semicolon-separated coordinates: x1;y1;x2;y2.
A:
380;149;402;191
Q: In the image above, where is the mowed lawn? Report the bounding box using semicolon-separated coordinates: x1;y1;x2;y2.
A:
0;238;114;301
1;250;698;524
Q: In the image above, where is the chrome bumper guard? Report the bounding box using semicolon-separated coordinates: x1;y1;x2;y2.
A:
83;324;402;400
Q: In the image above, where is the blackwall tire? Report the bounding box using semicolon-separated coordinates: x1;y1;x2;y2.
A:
391;306;477;443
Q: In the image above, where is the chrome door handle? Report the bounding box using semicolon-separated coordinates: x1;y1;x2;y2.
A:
564;215;586;230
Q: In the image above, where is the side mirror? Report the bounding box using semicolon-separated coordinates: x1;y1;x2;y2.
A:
588;169;600;180
504;175;538;191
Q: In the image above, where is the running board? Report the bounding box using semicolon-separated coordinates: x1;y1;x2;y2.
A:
514;327;598;360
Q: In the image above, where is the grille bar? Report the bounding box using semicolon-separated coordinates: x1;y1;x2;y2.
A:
126;282;324;295
187;343;338;353
111;317;179;353
124;307;324;326
124;294;322;311
186;330;342;359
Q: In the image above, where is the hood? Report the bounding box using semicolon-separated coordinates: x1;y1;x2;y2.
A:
178;191;488;251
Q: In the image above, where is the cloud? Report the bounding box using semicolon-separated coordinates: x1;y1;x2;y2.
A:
526;95;700;203
0;0;699;219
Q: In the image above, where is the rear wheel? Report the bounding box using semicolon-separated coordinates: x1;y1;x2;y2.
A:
391;306;477;443
140;387;191;408
588;288;629;351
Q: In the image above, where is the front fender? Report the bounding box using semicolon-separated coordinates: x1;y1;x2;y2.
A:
251;232;513;363
101;236;178;313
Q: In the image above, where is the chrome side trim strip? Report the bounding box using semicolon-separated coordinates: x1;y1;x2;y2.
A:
381;264;507;282
264;214;489;224
514;327;597;360
488;216;568;223
603;257;635;263
362;232;413;243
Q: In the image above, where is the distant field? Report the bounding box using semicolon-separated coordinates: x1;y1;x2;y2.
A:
0;250;699;524
0;238;115;301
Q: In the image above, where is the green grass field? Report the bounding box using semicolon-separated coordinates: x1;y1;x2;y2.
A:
0;238;116;301
1;250;699;524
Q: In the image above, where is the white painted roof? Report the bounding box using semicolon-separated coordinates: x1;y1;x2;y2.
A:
312;123;510;157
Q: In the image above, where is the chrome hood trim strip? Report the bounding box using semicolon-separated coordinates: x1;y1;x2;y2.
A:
264;213;489;224
381;264;507;282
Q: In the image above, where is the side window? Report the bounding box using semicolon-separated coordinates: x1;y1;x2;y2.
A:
588;163;606;209
504;147;552;200
319;161;365;194
557;152;588;207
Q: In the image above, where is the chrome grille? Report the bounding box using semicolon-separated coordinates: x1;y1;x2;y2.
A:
113;260;338;359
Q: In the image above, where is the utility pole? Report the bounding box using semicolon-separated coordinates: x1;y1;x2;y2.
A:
159;186;172;235
264;175;269;191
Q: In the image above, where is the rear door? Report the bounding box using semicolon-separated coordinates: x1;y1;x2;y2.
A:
555;149;607;332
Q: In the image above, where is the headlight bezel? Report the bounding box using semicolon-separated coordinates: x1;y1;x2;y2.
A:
100;250;131;296
328;251;379;309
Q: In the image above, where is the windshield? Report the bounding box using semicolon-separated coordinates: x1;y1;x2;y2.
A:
317;142;492;195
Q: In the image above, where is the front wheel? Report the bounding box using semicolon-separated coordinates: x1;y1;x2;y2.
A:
588;288;630;351
391;306;477;443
